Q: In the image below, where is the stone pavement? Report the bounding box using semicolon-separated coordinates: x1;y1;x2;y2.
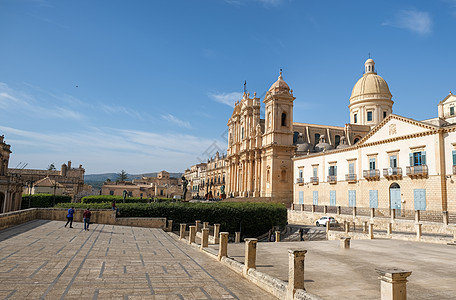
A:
0;220;277;300
207;238;456;299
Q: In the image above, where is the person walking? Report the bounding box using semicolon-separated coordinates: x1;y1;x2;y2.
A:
299;228;304;241
65;207;75;228
83;208;92;231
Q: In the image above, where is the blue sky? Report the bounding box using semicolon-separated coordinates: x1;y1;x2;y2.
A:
1;0;456;174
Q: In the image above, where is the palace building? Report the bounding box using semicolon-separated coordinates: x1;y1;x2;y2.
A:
0;135;23;213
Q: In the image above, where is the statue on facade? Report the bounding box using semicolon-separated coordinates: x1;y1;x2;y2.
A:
182;176;188;200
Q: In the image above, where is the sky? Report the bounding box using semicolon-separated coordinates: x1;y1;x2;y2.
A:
1;0;456;174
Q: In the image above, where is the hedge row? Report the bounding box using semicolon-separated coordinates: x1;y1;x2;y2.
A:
22;194;72;209
81;195;177;204
55;202;287;238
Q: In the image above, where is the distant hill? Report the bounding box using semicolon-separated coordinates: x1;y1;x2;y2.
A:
84;172;183;190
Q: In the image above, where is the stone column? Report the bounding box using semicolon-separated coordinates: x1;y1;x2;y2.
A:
326;221;330;233
167;220;173;232
275;231;281;242
300;204;304;211
244;238;258;274
323;205;327;214
370;208;375;219
179;224;186;239
195;220;201;232
344;221;350;234
369;223;374;239
287;249;307;300
213;224;220;244
218;232;229;261
416;223;422;241
387;223;392;237
203;221;209;229
235;232;241;243
443;211;449;225
390;209;395;222
363;221;368;233
201;228;209;249
189;225;196;244
375;268;412;300
311;205;315;213
340;237;350;249
337;206;341;215
415;210;420;223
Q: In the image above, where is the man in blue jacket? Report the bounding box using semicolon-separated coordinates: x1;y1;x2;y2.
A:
65;207;75;228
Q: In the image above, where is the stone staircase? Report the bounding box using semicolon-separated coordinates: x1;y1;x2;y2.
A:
281;225;327;242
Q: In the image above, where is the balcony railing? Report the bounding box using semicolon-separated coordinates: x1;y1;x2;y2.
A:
363;169;380;180
296;177;304;185
310;177;319;185
383;167;402;179
345;173;357;183
327;175;337;184
406;165;428;178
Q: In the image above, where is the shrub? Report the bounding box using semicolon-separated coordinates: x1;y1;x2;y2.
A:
81;195;177;204
22;194;72;209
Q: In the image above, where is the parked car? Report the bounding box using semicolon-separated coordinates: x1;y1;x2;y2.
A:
316;216;338;227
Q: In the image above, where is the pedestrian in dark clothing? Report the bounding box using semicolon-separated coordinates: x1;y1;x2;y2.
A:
299;228;304;241
65;207;75;228
83;208;92;231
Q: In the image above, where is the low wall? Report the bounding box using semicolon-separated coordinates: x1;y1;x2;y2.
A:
0;208;167;230
289;210;456;242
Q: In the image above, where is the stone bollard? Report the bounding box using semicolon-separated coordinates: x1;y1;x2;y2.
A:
369;223;374;239
353;207;357;218
345;221;350;234
200;228;209;249
387;223;392;237
370;208;375;219
244;238;258;274
340;237;351;249
195;220;201;232
352;222;356;231
363;221;368;233
213;224;220;244
203;221;209;229
167;220;173;232
337;206;341;215
275;231;281;242
453;229;456;242
375;268;412;300
218;232;229;261
189;225;196;245
443;211;449;225
415;210;420;223
416;223;422;241
390;209;396;222
287;249;307;300
326;221;330;233
311;204;315;213
179;223;186;239
323;205;327;214
300;204;304;211
235;232;241;243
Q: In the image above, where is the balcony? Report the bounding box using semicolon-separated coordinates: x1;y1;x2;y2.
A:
310;177;319;185
363;169;380;181
406;165;428;178
383;167;402;180
345;173;357;183
296;177;304;185
327;175;337;184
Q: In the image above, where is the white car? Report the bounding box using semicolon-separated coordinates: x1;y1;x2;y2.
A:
316;216;337;227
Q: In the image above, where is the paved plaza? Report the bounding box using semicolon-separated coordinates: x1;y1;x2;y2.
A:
0;220;277;300
207;237;456;299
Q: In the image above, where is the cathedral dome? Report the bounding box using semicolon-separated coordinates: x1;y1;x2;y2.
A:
268;71;290;93
314;135;334;152
350;59;392;102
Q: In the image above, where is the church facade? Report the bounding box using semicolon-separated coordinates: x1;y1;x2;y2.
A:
0;135;23;213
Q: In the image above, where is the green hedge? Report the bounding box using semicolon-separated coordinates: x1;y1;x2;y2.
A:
81;195;176;204
22;194;72;209
55;202;287;238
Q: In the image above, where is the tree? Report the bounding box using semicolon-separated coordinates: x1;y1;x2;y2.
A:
117;170;128;182
47;163;56;170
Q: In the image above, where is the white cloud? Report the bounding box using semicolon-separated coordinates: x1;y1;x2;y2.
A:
161;114;192;129
99;103;144;120
224;0;243;6
208;91;242;107
256;0;283;5
382;10;432;36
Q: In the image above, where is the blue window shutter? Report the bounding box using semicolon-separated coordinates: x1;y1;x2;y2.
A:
409;153;413;166
414;189;426;211
299;191;304;204
421;151;426;165
349;190;356;207
335;166;337;176
330;190;336;206
313;191;318;205
328;167;331;176
369;190;378;208
453;150;456;165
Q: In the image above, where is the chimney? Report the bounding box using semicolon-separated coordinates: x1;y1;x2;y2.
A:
68;161;72;169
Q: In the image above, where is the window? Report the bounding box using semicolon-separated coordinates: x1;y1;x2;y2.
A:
313;167;318;177
367;111;373;122
383;111;387;119
410;151;426;166
330;190;336;206
222;175;225;183
299;191;304;204
109;191;114;196
281;113;287;126
218;176;220;184
349;162;355;174
354;114;358;123
451;106;455;116
390;155;397;168
348;190;356;207
315;133;320;144
414;189;426;211
160;190;164;196
335;135;340;147
312;191;318;205
354;138;360;144
328;166;337;176
299;170;303;178
128;191;132;197
293;131;299;144
241;127;244;139
267;170;270;182
369;190;378;208
369;158;376;170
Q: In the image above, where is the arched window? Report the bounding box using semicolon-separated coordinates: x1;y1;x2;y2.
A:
281;169;287;182
293;131;299;144
281;113;287;126
354;138;360;144
241;127;244;139
315;133;320;144
267;170;270;182
335;135;340;147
